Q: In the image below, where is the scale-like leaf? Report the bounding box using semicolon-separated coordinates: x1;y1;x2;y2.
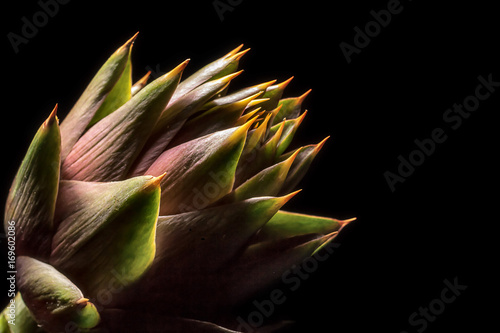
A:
17;257;100;333
4;106;60;258
61;60;188;182
51;175;162;297
60;33;137;160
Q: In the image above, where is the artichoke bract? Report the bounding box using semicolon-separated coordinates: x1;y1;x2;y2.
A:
2;33;354;333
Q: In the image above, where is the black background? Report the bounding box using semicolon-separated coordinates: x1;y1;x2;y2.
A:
1;0;496;332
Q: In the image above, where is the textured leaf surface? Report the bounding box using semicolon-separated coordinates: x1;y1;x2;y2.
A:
51;176;161;297
4;107;60;258
219;151;299;203
253;210;355;243
1;293;42;333
87;53;133;127
131;71;242;176
272;89;311;125
278;137;329;194
145;123;252;215
170;44;246;104
17;257;100;333
61;61;187;182
60;34;137;159
119;194;297;316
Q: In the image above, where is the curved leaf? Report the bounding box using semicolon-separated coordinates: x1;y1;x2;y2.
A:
4;106;60;258
61;60;187;182
17;257;100;333
60;33;137;160
145;122;253;215
50;176;162;297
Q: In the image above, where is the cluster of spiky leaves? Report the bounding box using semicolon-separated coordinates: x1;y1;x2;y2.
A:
1;34;354;333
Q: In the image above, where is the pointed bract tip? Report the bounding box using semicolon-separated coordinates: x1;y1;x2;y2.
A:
75;297;89;305
314;136;330;151
286;147;302;164
144;173;166;190
240;116;258;132
251;79;277;92
216;70;244;87
44;104;59;127
298;89;312;103
276;76;294;89
225;44;245;58
171;59;190;75
119;32;139;53
229;48;251;62
247;98;270;108
338;217;357;230
295;109;308;124
239;91;264;107
281;189;302;203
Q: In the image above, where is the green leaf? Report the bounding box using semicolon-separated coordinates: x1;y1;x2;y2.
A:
130;71;243;177
253;210;356;243
170;45;248;103
219;150;299;203
220;232;340;305
4;107;60;258
235;120;284;186
50;175;162;297
87;53;133;127
169;92;261;147
17;257;100;332
257;76;294;111
145;121;253;215
119;193;298;315
278;137;329;194
1;293;43;333
272;89;311;125
131;71;152;96
268;111;307;157
60;33;137;160
203;80;275;110
61;60;188;182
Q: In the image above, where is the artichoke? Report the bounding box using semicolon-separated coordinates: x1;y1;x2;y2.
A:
1;33;354;333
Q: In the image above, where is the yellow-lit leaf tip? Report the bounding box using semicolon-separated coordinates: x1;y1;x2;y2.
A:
230;48;251;62
338;217;357;230
276;76;294;89
224;44;245;58
296;109;308;124
281;189;302;204
286;147;302;164
75;298;89;305
145;173;167;190
172;59;191;75
298;89;312;103
44;104;58;127
119;32;139;53
315;136;330;152
222;69;244;82
137;71;152;85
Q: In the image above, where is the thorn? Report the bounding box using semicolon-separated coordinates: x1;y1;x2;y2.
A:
338;217;357;231
75;298;89;305
229;48;251;62
119;32;139;53
145;173;167;189
314;136;330;152
224;44;244;58
45;104;58;127
275;76;294;90
297;89;312;104
281;189;302;203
